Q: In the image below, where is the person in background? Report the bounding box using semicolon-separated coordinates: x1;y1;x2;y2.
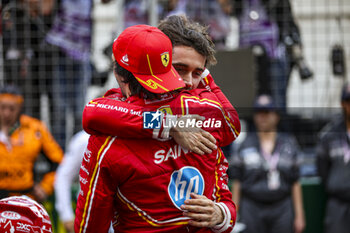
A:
103;0;232;51
0;195;53;233
123;0;167;28
55;130;90;233
44;0;109;150
232;0;312;110
1;0;56;118
229;94;305;233
167;0;232;49
44;0;93;150
316;82;350;233
0;85;63;202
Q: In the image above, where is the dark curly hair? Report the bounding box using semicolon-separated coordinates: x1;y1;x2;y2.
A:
158;15;217;67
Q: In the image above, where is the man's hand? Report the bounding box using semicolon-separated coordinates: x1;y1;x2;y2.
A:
32;184;48;202
181;193;224;228
294;214;305;233
169;115;217;155
63;220;75;233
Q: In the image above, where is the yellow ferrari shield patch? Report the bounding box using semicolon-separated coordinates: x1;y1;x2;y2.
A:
161;52;170;67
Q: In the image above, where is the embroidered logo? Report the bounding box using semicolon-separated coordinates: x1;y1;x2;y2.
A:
161;52;169;67
121;54;129;65
168;166;205;210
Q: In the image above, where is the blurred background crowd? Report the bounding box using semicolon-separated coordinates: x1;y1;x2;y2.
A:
0;0;349;233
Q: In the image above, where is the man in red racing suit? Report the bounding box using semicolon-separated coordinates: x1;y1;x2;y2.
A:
76;87;237;233
75;23;240;233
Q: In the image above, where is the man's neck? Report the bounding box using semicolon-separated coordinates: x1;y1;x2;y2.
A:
258;131;277;144
258;131;277;140
1;121;20;136
1;125;11;136
258;131;277;155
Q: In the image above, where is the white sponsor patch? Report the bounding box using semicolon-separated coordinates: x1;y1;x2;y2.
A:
1;211;21;220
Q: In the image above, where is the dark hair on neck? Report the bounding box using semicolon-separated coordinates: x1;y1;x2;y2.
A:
158;15;217;67
114;61;160;100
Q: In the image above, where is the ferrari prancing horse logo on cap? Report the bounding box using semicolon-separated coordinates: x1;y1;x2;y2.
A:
161;52;169;67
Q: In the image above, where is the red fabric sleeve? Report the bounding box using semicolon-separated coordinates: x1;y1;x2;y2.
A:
83;88;172;140
83;98;150;138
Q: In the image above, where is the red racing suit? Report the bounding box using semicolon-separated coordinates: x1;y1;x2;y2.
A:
75;87;238;233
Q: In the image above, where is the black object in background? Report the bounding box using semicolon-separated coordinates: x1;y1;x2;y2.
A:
332;44;346;76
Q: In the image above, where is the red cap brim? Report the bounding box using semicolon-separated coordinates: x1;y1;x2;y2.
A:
132;66;185;94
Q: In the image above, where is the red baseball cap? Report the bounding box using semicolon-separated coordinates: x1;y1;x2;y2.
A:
113;25;185;94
